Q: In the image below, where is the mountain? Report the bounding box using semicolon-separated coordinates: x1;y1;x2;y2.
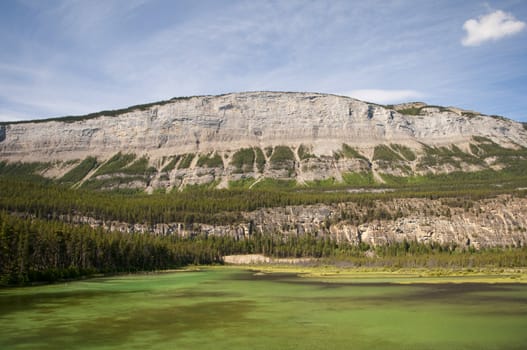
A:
1;90;527;275
1;91;526;192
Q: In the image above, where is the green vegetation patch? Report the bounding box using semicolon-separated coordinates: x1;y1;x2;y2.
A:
419;144;485;169
305;177;339;188
342;172;376;186
341;144;368;160
390;144;416;161
228;177;257;189
419;145;458;168
397;107;421;116
269;146;295;169
59;157;98;184
380;174;430;186
298;144;316;160
462;111;478;118
381;164;527;187
470;136;527;162
505;158;527;177
94;154;156;178
80;155;156;190
373;145;404;162
231;148;255;173
197;153;223;168
251;178;297;190
122;156;157;176
489;114;507;121
0;161;52;183
469;143;480;155
265;146;273;158
255;147;266;172
177;153;195;169
161;155;181;173
94;153;136;176
473;136;491;143
182;180;220;191
0;161;51;176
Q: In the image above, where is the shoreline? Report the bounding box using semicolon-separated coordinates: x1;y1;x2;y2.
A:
219;256;527;284
2;263;526;289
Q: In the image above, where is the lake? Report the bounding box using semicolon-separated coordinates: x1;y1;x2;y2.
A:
1;267;526;349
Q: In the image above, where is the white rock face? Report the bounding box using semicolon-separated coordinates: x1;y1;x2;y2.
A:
61;195;527;248
2;91;526;163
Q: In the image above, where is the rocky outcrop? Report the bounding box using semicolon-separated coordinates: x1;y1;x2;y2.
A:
223;254;312;264
60;194;527;248
1;92;526;190
2;92;526;161
246;196;527;248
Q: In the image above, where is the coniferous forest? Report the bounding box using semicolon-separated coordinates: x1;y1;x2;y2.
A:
1;167;527;285
2;211;526;285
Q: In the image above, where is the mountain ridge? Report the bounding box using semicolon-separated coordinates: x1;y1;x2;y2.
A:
1;91;526;192
0;91;521;126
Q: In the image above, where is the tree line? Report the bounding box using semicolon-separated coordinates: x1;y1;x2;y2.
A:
1;177;523;227
0;212;225;285
2;212;525;286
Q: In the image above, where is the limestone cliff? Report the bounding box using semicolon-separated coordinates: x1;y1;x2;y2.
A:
58;195;527;248
1;91;526;190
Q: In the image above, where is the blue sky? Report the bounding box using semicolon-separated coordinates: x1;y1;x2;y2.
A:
1;0;526;122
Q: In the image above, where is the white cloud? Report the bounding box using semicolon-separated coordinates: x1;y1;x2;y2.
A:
342;89;423;104
462;10;525;46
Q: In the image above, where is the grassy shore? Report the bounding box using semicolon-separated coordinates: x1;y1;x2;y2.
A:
217;264;527;284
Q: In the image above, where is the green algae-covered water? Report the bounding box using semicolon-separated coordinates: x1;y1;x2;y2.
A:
1;268;526;350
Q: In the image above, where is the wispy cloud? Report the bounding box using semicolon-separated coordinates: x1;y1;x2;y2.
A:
1;1;526;122
462;10;525;46
342;89;424;104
